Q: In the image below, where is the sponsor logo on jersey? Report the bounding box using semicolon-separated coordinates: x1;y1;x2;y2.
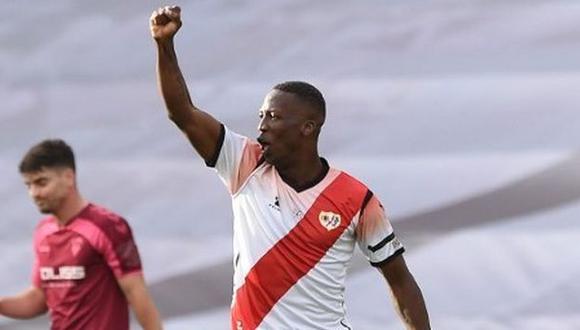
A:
319;211;341;231
236;320;243;330
268;196;281;212
40;266;85;281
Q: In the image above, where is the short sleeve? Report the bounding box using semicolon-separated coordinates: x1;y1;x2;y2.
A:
99;218;142;278
31;249;41;288
356;195;405;267
31;220;52;288
212;125;263;194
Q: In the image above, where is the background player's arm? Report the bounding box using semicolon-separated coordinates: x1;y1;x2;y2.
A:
150;5;222;163
0;286;47;319
118;273;163;330
379;255;430;330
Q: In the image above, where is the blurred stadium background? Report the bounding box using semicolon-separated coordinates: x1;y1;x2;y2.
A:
1;1;580;329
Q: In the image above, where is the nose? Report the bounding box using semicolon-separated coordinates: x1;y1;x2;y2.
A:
258;116;268;132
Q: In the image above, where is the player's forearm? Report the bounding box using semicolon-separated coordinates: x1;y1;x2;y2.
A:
390;277;430;330
0;289;47;319
155;38;197;129
121;276;163;330
133;300;163;330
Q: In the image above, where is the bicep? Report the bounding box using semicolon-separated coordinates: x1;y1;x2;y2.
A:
24;286;46;312
378;253;431;328
117;273;146;298
175;106;223;164
378;254;412;286
117;273;153;310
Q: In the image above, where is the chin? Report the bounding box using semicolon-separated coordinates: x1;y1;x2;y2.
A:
39;207;53;214
262;150;275;164
36;203;53;214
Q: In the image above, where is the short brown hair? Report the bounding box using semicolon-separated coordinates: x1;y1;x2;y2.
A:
19;139;76;173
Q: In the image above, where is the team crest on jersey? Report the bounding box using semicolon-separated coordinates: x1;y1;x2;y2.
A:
319;211;341;231
70;237;84;256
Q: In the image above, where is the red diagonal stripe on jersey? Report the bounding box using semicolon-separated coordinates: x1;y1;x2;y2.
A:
231;172;367;330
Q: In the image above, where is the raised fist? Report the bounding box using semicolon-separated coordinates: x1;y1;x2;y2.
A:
150;5;182;41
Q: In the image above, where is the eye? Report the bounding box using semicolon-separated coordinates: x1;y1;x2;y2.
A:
269;112;278;120
258;111;264;119
35;179;48;187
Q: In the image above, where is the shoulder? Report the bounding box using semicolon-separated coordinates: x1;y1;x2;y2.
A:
35;216;55;230
330;166;369;193
77;203;133;239
33;216;58;242
326;166;374;212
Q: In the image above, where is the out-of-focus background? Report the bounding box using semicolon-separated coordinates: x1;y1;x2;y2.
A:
1;1;580;329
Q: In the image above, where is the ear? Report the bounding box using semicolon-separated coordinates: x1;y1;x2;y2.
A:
62;168;76;186
302;120;317;137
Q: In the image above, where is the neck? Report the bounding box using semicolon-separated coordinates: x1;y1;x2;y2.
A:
277;153;326;191
53;192;88;226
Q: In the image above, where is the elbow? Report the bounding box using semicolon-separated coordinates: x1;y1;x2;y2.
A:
26;302;48;319
31;305;48;319
167;112;187;130
167;112;179;125
167;111;196;134
39;304;48;315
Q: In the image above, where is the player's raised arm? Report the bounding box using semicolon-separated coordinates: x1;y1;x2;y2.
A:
150;5;222;163
0;287;47;319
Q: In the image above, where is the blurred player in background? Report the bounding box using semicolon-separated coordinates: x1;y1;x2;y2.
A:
0;139;163;330
151;5;430;330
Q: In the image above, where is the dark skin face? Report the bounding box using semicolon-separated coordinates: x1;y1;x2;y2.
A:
256;90;322;172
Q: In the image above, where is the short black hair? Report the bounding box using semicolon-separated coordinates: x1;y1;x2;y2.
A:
273;81;326;123
19;139;76;173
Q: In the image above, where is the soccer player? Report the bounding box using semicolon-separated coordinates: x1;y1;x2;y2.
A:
150;5;430;330
0;139;163;330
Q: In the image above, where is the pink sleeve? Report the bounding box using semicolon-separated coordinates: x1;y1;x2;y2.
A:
213;126;263;194
31;220;53;288
230;140;262;194
31;250;41;288
106;220;142;277
75;218;142;278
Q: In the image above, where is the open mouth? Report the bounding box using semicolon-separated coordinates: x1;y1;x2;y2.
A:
257;137;270;151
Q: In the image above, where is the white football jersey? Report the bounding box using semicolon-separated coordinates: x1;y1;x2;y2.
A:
211;126;404;330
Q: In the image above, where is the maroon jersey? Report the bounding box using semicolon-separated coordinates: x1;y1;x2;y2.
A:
31;203;142;330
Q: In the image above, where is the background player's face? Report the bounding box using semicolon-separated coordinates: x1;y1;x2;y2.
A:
257;90;310;167
22;167;74;214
